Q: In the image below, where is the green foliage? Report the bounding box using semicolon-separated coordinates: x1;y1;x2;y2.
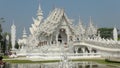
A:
98;28;113;39
15;41;19;49
2;32;10;39
0;18;5;54
0;18;5;33
3;55;9;59
0;24;2;33
118;34;120;40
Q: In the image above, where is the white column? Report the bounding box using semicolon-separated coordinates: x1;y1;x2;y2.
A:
67;34;69;44
11;23;16;50
113;27;118;41
50;35;52;45
82;63;85;68
82;47;85;56
56;34;58;46
88;47;92;56
6;35;9;53
90;63;92;68
75;47;78;54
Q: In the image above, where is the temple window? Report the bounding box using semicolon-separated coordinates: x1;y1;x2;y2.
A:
69;36;73;41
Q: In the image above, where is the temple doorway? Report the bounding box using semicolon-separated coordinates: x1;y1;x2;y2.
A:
58;29;67;44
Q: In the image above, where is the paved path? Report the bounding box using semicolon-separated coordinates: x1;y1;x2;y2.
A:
107;57;120;62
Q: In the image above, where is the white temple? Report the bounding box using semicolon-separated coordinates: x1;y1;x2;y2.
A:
16;5;120;59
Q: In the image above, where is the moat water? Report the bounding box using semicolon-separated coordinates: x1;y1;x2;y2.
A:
3;61;119;68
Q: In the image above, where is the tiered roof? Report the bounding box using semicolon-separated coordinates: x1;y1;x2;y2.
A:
86;16;97;36
37;8;75;36
75;17;85;35
29;4;43;35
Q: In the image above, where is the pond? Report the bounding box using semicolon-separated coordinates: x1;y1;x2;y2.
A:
2;61;120;68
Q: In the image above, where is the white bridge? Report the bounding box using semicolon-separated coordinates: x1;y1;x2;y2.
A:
16;39;120;59
73;38;120;58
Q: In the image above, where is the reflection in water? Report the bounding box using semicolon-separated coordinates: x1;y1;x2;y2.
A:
3;62;119;68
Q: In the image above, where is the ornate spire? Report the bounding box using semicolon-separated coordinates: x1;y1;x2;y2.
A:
30;4;43;35
113;26;118;41
78;16;82;26
76;16;85;36
89;16;93;27
37;4;43;20
22;27;27;38
86;16;97;37
11;20;16;50
12;20;15;27
78;16;85;33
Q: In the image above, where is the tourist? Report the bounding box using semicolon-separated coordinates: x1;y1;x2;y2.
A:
0;56;5;64
0;56;5;68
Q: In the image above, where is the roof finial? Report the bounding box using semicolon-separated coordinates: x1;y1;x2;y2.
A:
13;19;14;24
89;16;93;27
37;3;43;20
12;19;15;26
90;16;92;24
79;16;81;23
38;3;41;11
22;27;27;38
23;27;26;34
78;16;84;27
52;4;56;10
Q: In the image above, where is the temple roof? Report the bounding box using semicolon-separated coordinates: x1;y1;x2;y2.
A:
30;4;43;35
75;17;85;35
37;8;75;36
86;16;97;35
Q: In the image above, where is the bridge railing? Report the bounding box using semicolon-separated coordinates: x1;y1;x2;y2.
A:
27;53;101;57
79;40;120;49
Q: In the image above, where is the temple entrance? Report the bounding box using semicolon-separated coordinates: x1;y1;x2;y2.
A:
58;29;67;44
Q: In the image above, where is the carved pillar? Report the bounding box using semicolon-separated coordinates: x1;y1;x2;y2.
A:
75;47;78;54
50;35;52;45
82;63;85;68
89;63;93;68
88;47;92;56
67;34;69;44
85;50;88;56
56;34;58;45
90;63;92;68
56;33;58;46
82;47;85;56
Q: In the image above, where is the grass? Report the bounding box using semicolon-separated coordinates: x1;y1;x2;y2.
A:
3;59;59;63
3;56;9;59
72;58;120;66
3;58;120;67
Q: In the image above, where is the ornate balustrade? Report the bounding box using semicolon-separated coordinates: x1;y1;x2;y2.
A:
27;53;100;57
84;40;120;49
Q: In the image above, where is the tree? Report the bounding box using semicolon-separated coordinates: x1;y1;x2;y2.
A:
2;32;11;54
118;34;120;40
98;28;114;39
0;18;5;53
15;41;19;49
0;18;5;33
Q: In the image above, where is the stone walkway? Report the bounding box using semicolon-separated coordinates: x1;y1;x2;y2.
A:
107;57;120;62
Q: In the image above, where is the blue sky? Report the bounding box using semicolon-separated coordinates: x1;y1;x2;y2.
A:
0;0;120;39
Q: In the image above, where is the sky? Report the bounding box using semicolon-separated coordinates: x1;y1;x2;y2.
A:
0;0;120;39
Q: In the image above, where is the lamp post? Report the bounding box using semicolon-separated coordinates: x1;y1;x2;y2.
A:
6;35;9;55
